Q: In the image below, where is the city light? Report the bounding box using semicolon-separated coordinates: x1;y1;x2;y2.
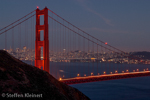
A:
110;72;112;74
77;74;80;77
84;74;86;77
5;47;149;64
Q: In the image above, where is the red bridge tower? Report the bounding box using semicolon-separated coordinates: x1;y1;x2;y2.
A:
35;7;49;73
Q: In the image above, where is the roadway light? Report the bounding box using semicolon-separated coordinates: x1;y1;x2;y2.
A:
115;70;118;73
122;71;124;73
59;78;62;81
77;74;80;77
84;74;86;77
110;72;112;74
103;71;106;74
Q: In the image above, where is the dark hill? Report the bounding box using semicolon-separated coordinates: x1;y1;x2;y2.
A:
0;50;90;100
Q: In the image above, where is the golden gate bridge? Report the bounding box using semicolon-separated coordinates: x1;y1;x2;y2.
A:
0;7;150;85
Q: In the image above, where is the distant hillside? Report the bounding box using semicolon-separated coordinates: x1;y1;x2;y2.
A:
130;51;150;60
0;50;90;100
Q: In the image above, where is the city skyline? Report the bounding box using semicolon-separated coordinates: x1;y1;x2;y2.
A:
6;46;150;65
0;0;150;52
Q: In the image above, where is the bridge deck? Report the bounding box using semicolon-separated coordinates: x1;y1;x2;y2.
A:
60;71;150;85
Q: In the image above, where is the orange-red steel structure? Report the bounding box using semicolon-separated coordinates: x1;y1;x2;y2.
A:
60;71;150;85
35;7;49;73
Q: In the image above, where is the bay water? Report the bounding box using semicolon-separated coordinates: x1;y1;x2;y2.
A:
24;61;150;100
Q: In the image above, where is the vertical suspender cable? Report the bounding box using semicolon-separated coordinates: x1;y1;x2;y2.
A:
88;35;89;76
68;23;71;78
97;40;98;75
83;32;85;76
93;42;94;75
78;29;80;77
12;24;14;52
27;18;28;51
31;17;32;65
62;19;65;79
51;14;53;76
5;29;7;50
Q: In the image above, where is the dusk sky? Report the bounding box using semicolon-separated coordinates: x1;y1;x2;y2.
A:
0;0;150;52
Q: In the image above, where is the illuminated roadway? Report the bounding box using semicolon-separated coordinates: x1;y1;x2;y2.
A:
59;71;150;85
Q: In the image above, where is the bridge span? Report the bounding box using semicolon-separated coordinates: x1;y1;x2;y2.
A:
60;71;150;85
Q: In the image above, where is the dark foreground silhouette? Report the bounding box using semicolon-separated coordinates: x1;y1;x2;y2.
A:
0;50;90;100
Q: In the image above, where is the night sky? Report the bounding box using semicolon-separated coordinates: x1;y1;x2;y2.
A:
0;0;150;52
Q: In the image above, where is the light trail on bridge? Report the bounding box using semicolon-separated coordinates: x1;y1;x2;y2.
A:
60;71;150;85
